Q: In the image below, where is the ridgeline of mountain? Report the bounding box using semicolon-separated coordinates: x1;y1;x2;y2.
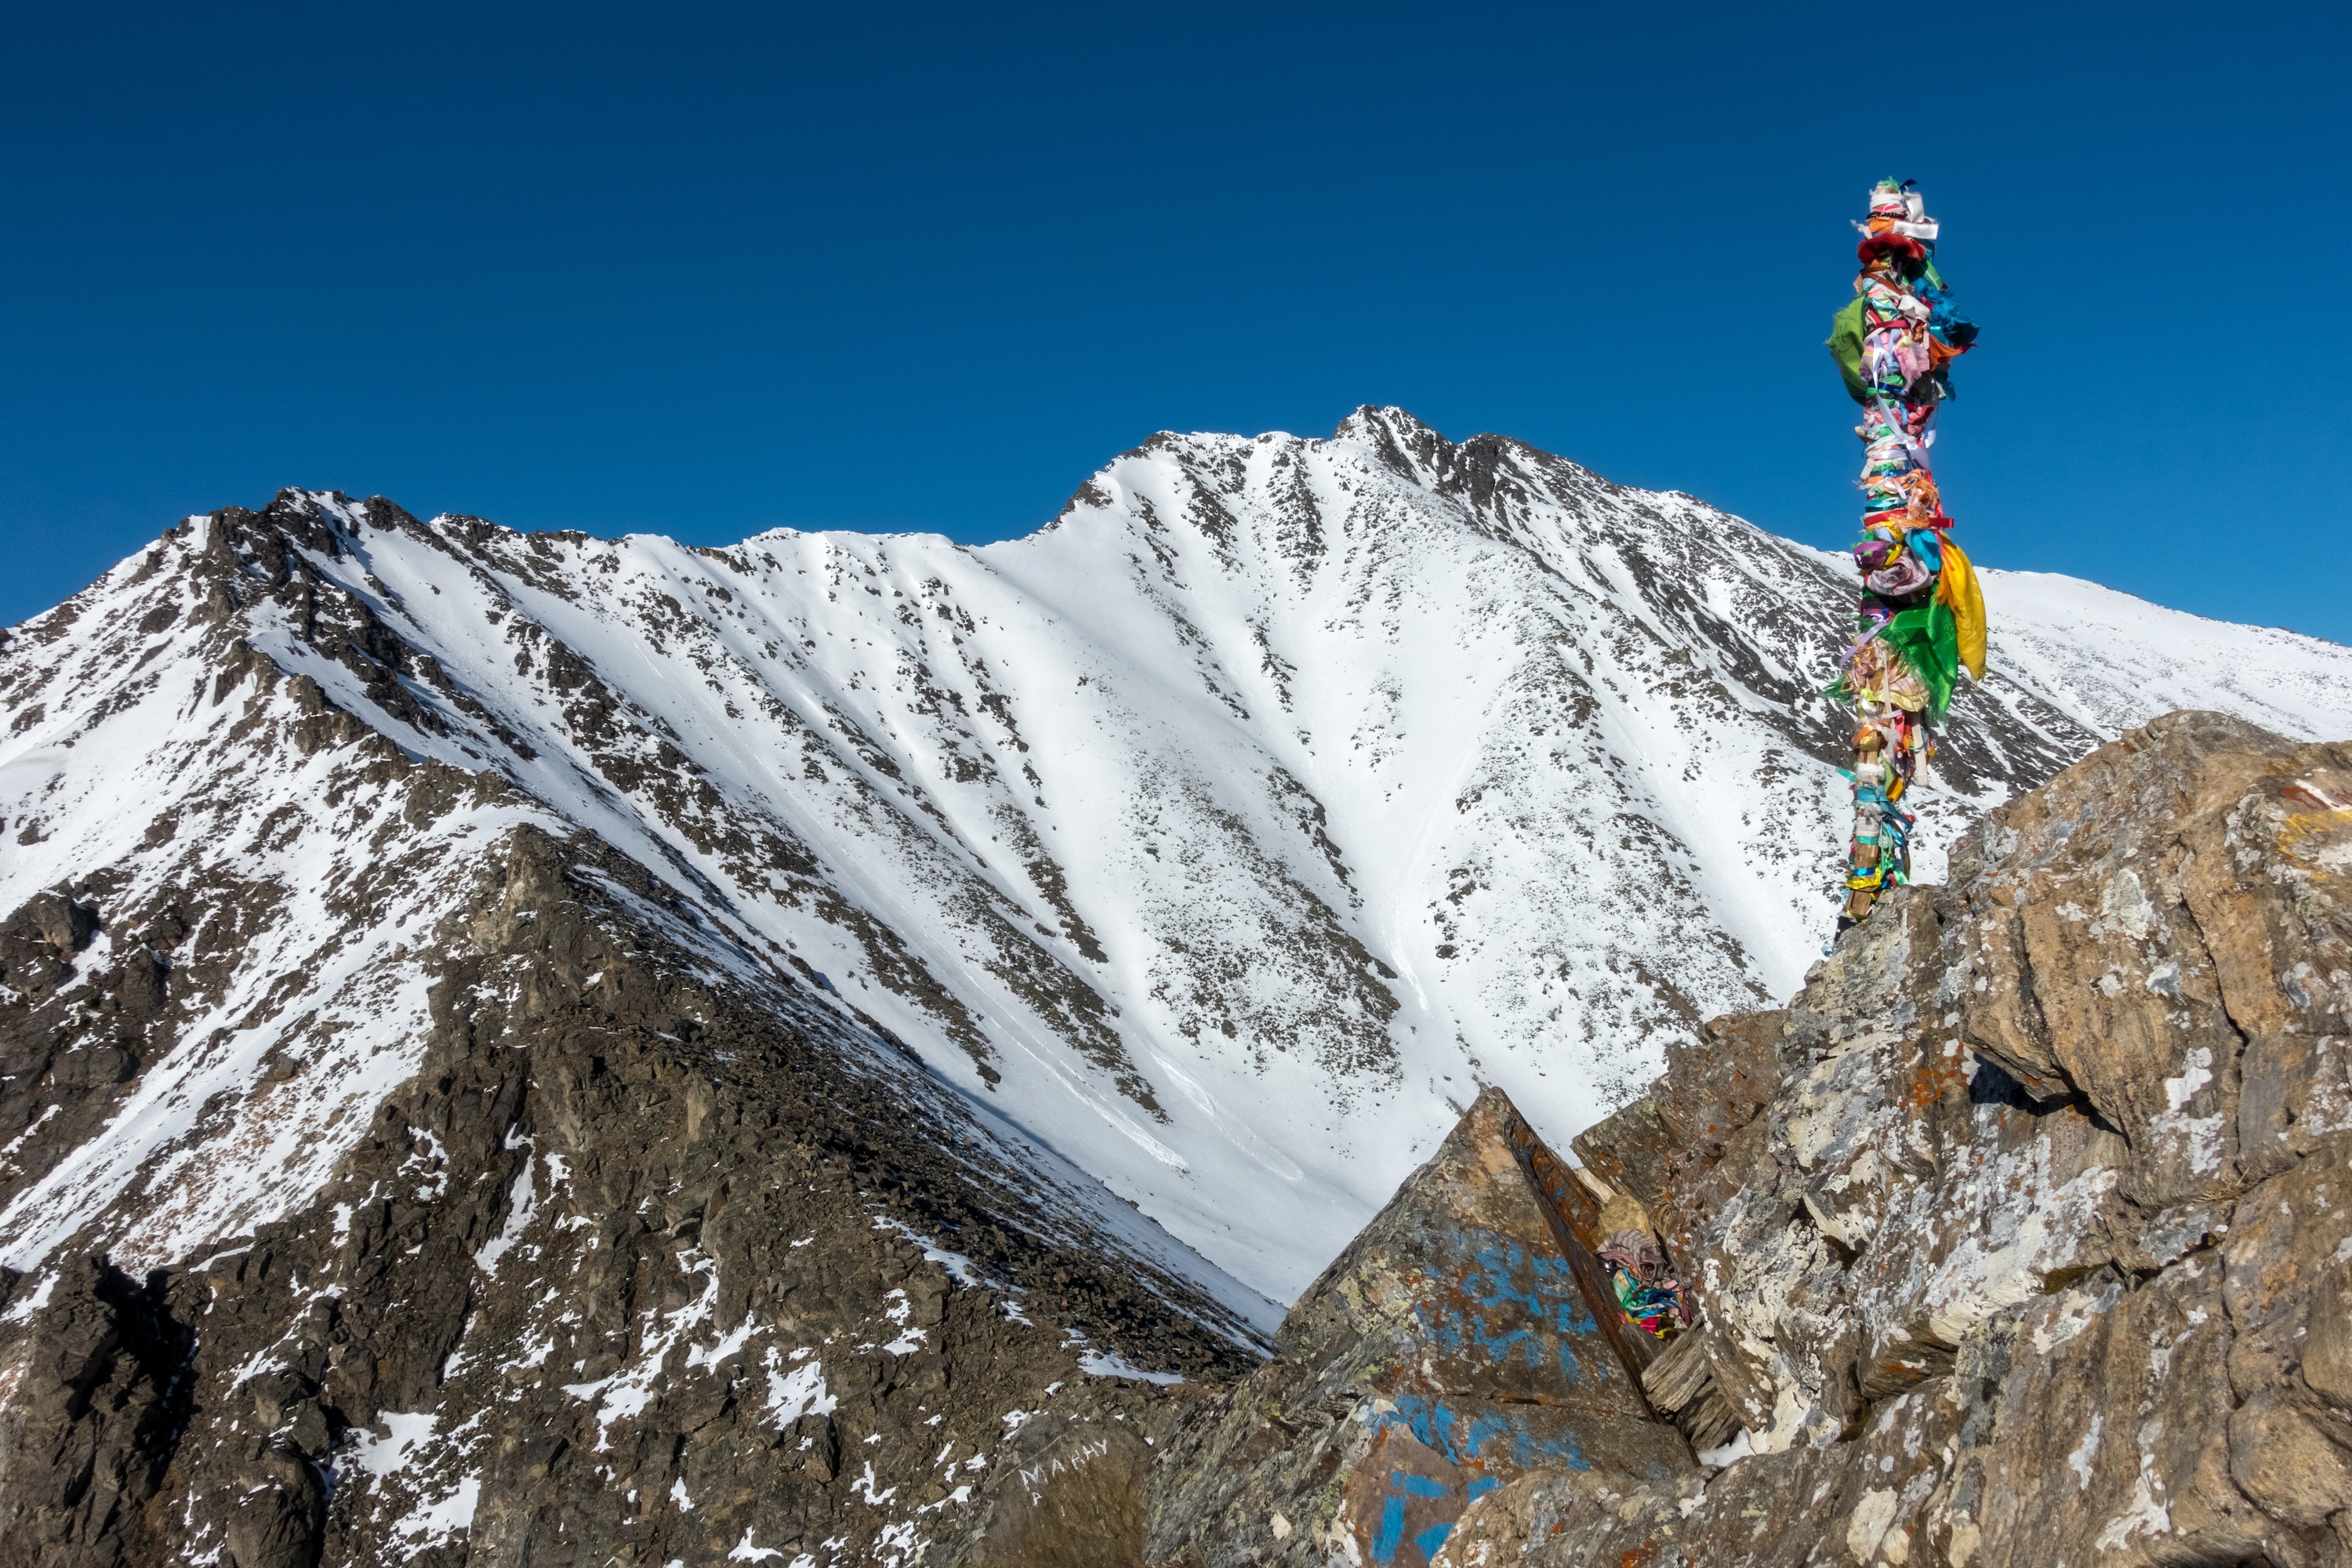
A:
11;410;2350;1306
3;411;2352;1565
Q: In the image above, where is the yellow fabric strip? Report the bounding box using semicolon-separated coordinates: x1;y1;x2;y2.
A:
1936;539;1988;681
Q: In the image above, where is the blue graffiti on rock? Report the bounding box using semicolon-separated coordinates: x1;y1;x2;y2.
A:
1378;1393;1592;1474
1403;1221;1602;1385
1364;1437;1555;1565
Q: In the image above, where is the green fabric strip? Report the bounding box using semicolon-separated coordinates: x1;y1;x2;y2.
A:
1880;600;1960;717
1827;294;1870;404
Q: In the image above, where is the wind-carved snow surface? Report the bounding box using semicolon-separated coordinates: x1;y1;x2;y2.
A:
5;408;2352;1303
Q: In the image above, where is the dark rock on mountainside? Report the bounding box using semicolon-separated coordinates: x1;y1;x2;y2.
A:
1427;710;2352;1566
0;818;1262;1567
0;883;147;1210
0;1258;191;1568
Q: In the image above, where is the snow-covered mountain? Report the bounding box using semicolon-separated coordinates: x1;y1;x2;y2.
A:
7;406;2351;1306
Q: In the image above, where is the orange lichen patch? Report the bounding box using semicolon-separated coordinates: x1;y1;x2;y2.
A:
1899;1046;1969;1114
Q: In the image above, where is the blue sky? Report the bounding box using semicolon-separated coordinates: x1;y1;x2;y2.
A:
4;2;2347;641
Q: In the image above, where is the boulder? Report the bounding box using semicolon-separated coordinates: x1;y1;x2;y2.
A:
1147;1088;1693;1567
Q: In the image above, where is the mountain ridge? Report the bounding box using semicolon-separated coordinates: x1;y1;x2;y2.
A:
6;408;2352;1306
6;408;2352;1566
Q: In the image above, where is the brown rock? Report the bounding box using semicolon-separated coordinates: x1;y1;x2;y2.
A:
1147;1088;1693;1568
967;1413;1152;1568
1573;1008;1783;1268
1414;713;2352;1568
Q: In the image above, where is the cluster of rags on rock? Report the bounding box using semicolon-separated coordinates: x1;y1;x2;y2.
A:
1597;1227;1691;1340
1825;178;1987;935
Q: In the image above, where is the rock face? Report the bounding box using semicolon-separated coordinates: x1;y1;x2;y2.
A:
1428;710;2352;1566
0;1258;191;1568
0;829;1269;1566
1149;1089;1690;1567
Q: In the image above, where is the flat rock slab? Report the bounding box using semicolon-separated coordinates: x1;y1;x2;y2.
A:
965;1407;1156;1568
1149;1087;1693;1567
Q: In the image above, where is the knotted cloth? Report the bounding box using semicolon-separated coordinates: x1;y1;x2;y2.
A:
1823;179;1985;931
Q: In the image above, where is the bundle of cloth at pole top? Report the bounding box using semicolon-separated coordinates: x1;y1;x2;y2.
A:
1824;178;1987;935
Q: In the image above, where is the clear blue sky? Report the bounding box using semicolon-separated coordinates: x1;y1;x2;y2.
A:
4;2;2347;642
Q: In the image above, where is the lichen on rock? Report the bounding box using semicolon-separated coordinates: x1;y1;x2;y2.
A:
1430;711;2352;1567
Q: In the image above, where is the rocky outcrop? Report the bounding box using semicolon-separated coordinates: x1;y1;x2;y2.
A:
1148;1091;1690;1567
0;820;1266;1566
1425;710;2352;1566
0;1258;191;1568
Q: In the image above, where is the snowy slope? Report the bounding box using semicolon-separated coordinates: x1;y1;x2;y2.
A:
0;511;1274;1339
6;406;2350;1303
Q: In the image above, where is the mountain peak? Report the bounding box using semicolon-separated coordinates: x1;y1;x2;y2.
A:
1332;401;1440;441
5;421;2352;1563
8;426;2352;1312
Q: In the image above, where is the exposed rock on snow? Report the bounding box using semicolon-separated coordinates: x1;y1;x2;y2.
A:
12;410;2352;1307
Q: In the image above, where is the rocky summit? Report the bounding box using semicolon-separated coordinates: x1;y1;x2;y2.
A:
2;414;2352;1567
1145;710;2352;1568
1428;710;2352;1567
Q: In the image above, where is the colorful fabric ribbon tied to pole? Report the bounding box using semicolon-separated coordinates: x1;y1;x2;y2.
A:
1824;179;1987;935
